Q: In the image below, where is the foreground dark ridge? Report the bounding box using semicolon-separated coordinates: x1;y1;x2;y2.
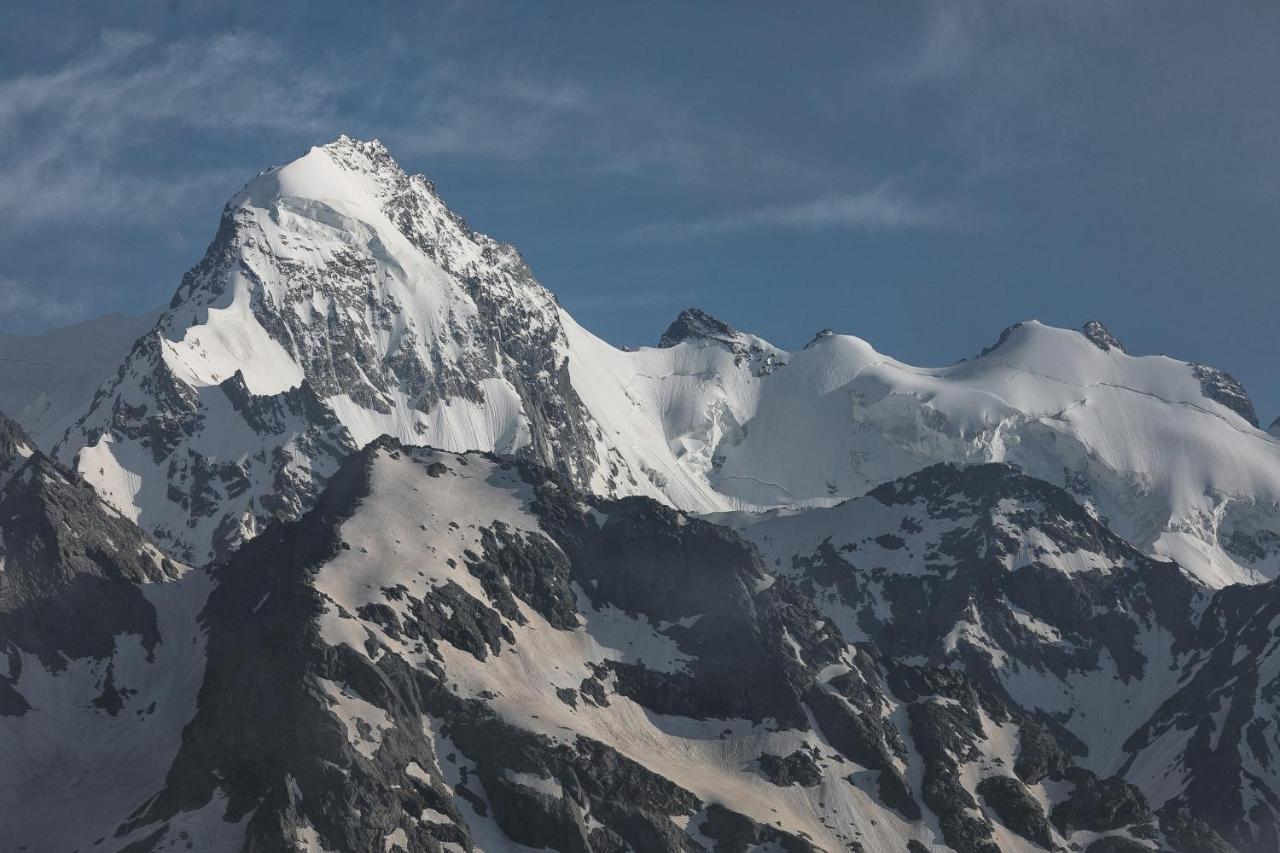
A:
5;428;1271;851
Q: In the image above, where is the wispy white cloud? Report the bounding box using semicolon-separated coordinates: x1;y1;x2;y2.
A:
876;1;1072;179
386;67;823;191
881;1;985;85
0;28;831;234
0;30;340;227
624;184;965;244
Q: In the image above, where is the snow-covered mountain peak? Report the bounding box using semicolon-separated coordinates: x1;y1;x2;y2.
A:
48;138;1280;587
656;307;786;376
57;138;611;562
965;318;1259;425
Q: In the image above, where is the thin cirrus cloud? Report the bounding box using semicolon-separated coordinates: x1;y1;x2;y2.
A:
624;183;966;244
388;67;828;194
0;29;339;226
0;28;831;229
879;1;983;86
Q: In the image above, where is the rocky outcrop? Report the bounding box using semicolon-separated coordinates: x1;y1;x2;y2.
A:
1082;319;1126;353
1192;364;1259;426
0;412;177;711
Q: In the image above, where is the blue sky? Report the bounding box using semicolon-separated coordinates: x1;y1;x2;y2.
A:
2;1;1278;420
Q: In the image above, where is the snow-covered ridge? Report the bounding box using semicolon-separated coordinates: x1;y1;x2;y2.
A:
47;137;1280;585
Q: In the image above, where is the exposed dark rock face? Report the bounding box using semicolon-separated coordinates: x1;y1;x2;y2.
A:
1015;721;1075;785
758;749;824;788
0;411;177;713
1083;320;1127;353
887;665;1006;853
1192;364;1259;426
659;308;740;349
1122;579;1280;853
657;308;784;374
697;803;821;852
737;460;1280;850
976;775;1055;848
1158;803;1237;853
1050;768;1153;836
785;461;1203;693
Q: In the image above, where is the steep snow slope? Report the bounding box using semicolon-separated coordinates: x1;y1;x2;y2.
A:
53;137;1280;586
0;309;161;449
125;440;1215;853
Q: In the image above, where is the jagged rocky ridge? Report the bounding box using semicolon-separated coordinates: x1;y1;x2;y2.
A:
0;434;1266;851
732;462;1280;849
80;440;1247;852
48;137;1280;587
0;412;179;709
0;412;212;851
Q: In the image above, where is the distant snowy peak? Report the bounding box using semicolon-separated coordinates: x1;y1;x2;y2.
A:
658;307;741;347
658;307;787;375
